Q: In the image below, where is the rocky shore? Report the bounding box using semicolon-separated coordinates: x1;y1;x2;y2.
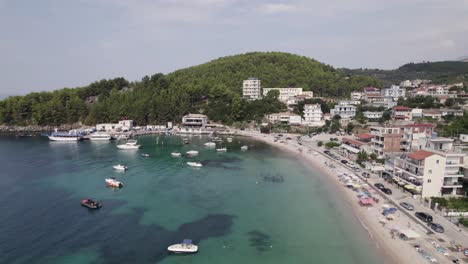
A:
0;124;82;133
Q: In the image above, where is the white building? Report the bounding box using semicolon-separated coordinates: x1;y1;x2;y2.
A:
411;108;423;119
242;78;262;100
118;120;133;131
351;92;363;100
400;80;412;88
182;114;208;128
303;104;324;126
266;112;302;125
96;123;119;132
330;101;356;119
382;85;406;100
460;134;468;143
262;88;303;102
363;111;383;120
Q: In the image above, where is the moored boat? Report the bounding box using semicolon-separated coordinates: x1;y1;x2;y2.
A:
141;153;151;157
241;145;248;151
187;162;203;167
81;199;102;209
171;152;182;157
227;137;233;142
48;129;82;141
105;177;123;188
89;133;111;141
117;140;140;149
211;137;222;142
204;142;216;147
186;150;199;156
113;164;127;171
168;239;198;254
216;148;227;152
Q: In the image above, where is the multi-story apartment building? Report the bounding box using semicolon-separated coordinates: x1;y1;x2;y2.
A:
262;88;303;102
400;123;435;151
330;101;356;119
242;78;262;100
369;126;402;158
303;104;324;126
266;112;302;125
382;85;406;100
391;137;465;197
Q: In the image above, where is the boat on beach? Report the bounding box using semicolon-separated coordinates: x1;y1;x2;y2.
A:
186;150;199;156
81;199;102;209
187;162;203;167
105;177;123;188
216;148;227;152
171;152;182;157
113;164;127;171
168;239;198;254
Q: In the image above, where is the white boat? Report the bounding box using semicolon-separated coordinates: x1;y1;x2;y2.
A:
89;133;111;141
117;141;140;149
204;142;216;147
186;150;199;156
171;152;182;157
48;129;82;141
216;148;227;152
241;145;248;151
227;138;233;142
168;239;198;254
113;164;127;171
141;153;151;157
212;137;223;142
105;177;123;188
187;162;203;167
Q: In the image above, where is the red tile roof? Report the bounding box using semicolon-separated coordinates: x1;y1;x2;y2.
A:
342;137;364;147
393;106;412;111
408;150;435;160
356;133;374;140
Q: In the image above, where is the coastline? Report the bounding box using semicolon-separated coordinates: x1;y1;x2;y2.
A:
242;131;421;264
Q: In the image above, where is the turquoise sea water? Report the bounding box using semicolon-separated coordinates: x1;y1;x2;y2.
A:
0;135;384;264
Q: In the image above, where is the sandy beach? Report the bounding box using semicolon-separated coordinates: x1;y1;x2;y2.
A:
241;130;455;264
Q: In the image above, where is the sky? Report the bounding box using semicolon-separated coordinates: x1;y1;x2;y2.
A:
1;0;467;95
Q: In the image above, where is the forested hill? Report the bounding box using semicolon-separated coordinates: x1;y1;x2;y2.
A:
342;61;468;86
0;52;380;127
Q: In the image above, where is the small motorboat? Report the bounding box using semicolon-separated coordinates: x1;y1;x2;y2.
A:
241;145;248;151
212;137;223;142
187;162;203;167
141;153;151;157
216;148;227;152
182;138;190;144
113;164;127;171
186;150;199;156
105;177;123;188
168;239;198;254
81;199;102;209
117;141;140;150
227;138;233;142
171;152;182;157
204;142;216;147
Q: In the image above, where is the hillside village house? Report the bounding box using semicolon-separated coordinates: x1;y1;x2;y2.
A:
363;111;383;121
382;85;406;100
330;101;356;119
242;78;262;100
422;109;442;120
392;106;412;121
411;108;423;119
370;126;403;158
303;104;324;126
351;92;363;100
262;88;303;102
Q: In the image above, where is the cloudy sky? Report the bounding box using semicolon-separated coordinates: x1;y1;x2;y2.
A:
1;0;467;94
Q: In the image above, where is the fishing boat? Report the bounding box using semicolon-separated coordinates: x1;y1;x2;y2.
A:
48;129;82;141
171;152;182;157
227;138;233;142
89;133;111;141
141;153;151;157
81;199;102;209
204;142;216;147
113;164;127;171
186;150;199;156
117;140;140;150
167;239;198;254
105;177;123;188
216;148;227;152
241;145;248;151
187;162;203;167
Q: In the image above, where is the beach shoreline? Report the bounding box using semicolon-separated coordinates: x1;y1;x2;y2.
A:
242;131;423;264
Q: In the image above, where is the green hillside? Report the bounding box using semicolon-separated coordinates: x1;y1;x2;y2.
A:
0;52;380;127
343;61;468;86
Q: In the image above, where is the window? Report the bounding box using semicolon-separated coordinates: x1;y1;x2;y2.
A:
428;179;431;183
429;170;432;174
436;160;439;164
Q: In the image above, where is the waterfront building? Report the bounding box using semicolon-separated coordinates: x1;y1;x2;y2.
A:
391;137;465;197
182;114;208;128
363;111;383;121
340;136;373;160
242;78;262;100
330;101;356;119
460;134;468;143
369;126;402;158
118;120;134;131
266;112;302;125
303;104;324;126
263;88;303;102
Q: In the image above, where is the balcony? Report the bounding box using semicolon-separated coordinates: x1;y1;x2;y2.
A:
443;181;463;188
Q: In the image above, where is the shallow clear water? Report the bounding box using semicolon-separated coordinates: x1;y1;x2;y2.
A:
0;135;383;264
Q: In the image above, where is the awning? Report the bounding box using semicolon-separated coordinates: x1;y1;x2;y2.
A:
341;144;360;154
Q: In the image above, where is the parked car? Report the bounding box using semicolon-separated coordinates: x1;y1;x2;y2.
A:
353;167;361;172
362;172;370;178
415;212;433;222
382;188;392;195
399;202;414;211
324;150;331;155
429;223;444;233
340;160;348;164
374;183;385;190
